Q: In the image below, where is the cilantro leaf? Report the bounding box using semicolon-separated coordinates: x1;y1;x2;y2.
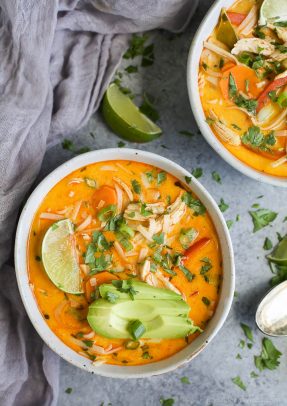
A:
105;291;119;303
160;399;174;406
240;323;254;342
181;192;206;215
249;208;277;232
157;171;166;185
255;338;282;371
191;167;203;179
179;228;198;249
152;232;165;245
123;34;149;59
180;376;190;384
218;198;229;213
231;376;246;391
131;179;141;194
212;171;221;184
179;265;195;282
263;237;273;250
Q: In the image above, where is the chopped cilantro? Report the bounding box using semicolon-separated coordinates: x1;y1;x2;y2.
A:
181;192;206;215
152;232;165;245
65;387;73;394
125;65;138;74
185;176;192;184
180;376;190;384
249;208;277;232
242;127;276;152
179;265;195;282
212;171;221;184
218;198;229;213
202;296;210;306
179;228;197;249
62;138;90;155
160;399;174;406
231;376;246;391
118;141;126;148
250;371;259;378
226;220;233;229
123;34;149;59
240;323;254;342
191;167;203;179
131;179;141;194
255;338;282;371
157;171;167;185
142;44;154;67
263;237;273;250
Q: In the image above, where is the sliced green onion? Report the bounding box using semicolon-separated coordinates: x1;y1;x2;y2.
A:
118;223;135;238
127;319;146;340
97;204;117;222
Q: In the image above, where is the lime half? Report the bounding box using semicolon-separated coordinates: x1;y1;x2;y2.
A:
41;219;83;294
102;83;162;142
259;0;287;26
267;236;287;265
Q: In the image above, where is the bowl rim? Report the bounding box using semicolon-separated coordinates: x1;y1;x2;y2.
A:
187;0;287;188
14;148;235;378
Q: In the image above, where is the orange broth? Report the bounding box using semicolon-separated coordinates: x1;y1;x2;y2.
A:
28;160;222;365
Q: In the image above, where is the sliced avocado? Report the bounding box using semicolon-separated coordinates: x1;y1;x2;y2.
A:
99;280;182;301
87;298;198;339
217;9;238;50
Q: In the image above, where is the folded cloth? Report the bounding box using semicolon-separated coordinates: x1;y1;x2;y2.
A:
0;0;198;405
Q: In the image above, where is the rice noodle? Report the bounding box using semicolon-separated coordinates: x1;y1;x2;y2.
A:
92;358;106;366
99;165;117;171
205;76;219;86
91;344;122;355
156;272;181;295
116;163;133;174
138;247;149;263
203;41;238;63
56;207;69;215
270;155;287;168
137;225;153;242
113;177;133;201
40;213;65;221
114;241;128;261
68;178;84;185
260;109;287;131
69;336;89;349
209;110;241;146
76;214;92;231
114;183;123;214
238;5;257;34
71;200;82;221
140;172;150;188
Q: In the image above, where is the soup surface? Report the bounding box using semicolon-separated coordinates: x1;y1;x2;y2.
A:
199;0;287;177
28;160;222;366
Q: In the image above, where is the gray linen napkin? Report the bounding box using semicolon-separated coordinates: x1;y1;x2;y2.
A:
0;0;198;405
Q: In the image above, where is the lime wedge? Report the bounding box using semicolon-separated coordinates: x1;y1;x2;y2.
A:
102;83;162;143
259;0;287;26
41;219;83;294
267;236;287;265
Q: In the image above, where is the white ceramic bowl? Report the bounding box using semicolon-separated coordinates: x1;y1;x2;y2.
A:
15;148;235;378
187;0;287;188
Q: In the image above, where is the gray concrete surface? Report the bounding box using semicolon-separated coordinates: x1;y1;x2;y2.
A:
39;1;287;404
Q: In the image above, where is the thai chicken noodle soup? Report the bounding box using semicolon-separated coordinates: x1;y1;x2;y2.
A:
28;160;222;366
199;0;287;177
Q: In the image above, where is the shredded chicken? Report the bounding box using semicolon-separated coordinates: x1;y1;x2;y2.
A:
232;38;275;56
209;110;241;146
124;202;165;221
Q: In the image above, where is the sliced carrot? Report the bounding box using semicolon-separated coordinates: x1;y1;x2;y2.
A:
226;11;246;26
182;238;211;264
257;76;287;112
85;272;119;302
219;65;262;100
92;185;117;211
221;62;236;72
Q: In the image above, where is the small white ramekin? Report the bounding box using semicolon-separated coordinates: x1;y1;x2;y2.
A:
15;148;235;378
187;0;287;187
